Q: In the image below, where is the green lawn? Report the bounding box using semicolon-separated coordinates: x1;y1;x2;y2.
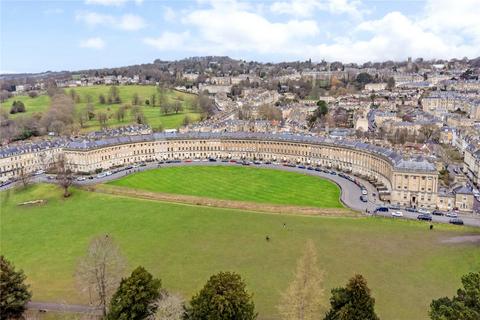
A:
0;94;51;116
0;85;200;131
1;184;479;319
107;166;343;208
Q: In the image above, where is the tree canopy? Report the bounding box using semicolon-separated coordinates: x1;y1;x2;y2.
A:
430;272;480;320
0;256;32;320
324;274;379;320
107;266;161;320
183;271;257;320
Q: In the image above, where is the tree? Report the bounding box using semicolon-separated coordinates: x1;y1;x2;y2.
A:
0;255;32;319
18;167;31;189
387;77;395;90
107;266;161;320
99;94;106;104
76;235;126;317
324;274;379;320
173;101;183;114
356;73;373;87
182;115;191;127
258;104;282;121
161;103;172;115
98;112;108;128
155;292;184;320
54;153;73;197
132;92;141;106
86;103;95;120
41;94;75;135
151;94;156;107
115;105;127;122
183;271;257;320
307;100;328;129
278;240;325;320
10;101;26;114
430;272;480;320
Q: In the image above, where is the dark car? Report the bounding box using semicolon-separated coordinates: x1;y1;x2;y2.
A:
297;165;306;169
307;166;314;170
209;158;217;162
360;195;368;203
432;210;444;216
417;214;433;221
264;161;272;164
449;218;464;225
405;207;416;212
374;206;389;213
314;168;321;172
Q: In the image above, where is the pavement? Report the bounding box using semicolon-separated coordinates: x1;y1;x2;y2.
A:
3;160;480;227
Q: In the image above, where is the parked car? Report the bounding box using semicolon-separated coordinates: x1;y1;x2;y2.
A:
446;211;458;218
389;204;401;210
209;158;217;162
360;195;368;202
417;208;430;215
405;207;416;212
76;176;86;181
432;210;444;216
307;166;314;170
449;218;464;225
96;172;107;178
391;211;403;217
361;189;368;195
374;206;389;213
34;170;45;175
297;165;306;169
417;213;433;221
184;159;192;163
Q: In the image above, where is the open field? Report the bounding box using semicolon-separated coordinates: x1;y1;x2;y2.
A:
107;166;344;208
0;85;200;131
1;183;480;319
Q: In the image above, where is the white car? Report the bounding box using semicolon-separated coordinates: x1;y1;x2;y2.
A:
391;211;403;217
361;189;368;195
96;172;107;178
446;211;458;218
105;171;112;176
417;208;430;215
76;176;86;181
34;170;45;175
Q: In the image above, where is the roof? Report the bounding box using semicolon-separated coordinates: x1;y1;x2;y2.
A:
1;132;437;173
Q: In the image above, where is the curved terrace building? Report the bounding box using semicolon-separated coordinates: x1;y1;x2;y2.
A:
0;132;438;209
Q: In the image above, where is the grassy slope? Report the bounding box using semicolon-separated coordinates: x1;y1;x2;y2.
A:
1;184;479;319
107;166;343;208
0;85;200;131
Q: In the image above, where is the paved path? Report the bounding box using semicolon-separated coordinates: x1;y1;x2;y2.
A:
3;161;480;227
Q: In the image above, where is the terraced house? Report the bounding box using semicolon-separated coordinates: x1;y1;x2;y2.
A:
0;132;456;211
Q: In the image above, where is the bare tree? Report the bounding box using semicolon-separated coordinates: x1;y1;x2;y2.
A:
97;112;108;128
76;235;126;317
173;101;183;114
277;240;326;320
155;291;184;320
54;154;73;197
18;167;32;188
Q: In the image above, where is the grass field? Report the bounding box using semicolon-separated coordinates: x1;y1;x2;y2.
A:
108;166;343;208
0;85;200;131
1;183;479;319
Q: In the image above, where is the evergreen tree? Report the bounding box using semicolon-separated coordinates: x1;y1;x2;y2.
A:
0;256;32;320
278;240;325;320
324;274;379;320
106;266;161;320
430;272;480;320
183;271;257;320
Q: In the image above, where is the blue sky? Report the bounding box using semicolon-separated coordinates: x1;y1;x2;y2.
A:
1;0;479;73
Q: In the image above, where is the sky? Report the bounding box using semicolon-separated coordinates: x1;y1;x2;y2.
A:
1;0;480;73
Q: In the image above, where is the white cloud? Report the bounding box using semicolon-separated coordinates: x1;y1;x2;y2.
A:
76;11;146;31
80;37;106;49
270;0;364;19
164;6;176;22
144;32;190;51
181;5;319;53
143;0;480;62
85;0;143;6
118;14;146;31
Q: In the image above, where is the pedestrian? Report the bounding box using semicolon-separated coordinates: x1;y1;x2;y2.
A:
283;223;286;228
265;235;270;242
430;224;434;230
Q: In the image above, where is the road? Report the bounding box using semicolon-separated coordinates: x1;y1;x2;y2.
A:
3;160;480;227
27;301;101;315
